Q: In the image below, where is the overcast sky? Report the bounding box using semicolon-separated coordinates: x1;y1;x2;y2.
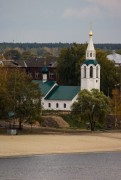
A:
0;0;121;43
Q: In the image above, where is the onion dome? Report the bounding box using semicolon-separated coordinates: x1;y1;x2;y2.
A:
42;65;48;74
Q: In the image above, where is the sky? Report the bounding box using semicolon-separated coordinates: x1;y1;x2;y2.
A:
0;0;121;43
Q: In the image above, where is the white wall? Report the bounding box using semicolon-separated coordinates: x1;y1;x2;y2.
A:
81;64;100;91
42;94;79;111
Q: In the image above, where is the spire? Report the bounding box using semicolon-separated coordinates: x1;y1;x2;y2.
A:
86;29;96;60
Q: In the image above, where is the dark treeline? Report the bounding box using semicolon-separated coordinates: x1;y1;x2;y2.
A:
0;42;121;51
0;43;72;51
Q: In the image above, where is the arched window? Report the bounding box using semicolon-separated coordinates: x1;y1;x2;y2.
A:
90;52;92;57
64;103;66;108
56;103;59;108
96;66;98;78
90;66;93;78
84;66;86;78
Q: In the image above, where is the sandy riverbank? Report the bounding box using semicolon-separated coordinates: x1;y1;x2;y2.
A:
0;132;121;157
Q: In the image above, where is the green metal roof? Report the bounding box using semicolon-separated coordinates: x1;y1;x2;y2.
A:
33;80;55;96
83;59;99;66
42;66;48;73
45;85;80;100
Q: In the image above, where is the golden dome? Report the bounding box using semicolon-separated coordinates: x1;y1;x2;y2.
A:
89;30;93;36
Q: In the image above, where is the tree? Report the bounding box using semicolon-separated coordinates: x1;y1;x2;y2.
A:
96;49;117;96
21;51;37;60
71;89;110;131
4;49;21;60
57;43;87;85
0;68;42;129
6;69;42;129
0;68;11;118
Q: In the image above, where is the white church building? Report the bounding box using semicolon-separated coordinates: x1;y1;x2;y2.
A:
34;30;100;111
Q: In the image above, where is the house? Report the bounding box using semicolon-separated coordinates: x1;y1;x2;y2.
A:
34;30;100;111
107;51;121;67
14;58;57;81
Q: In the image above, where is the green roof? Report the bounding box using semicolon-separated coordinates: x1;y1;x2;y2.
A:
33;80;55;96
83;59;99;66
42;66;48;73
45;85;80;100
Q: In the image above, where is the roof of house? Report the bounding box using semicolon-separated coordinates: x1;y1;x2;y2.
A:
0;60;18;67
107;53;121;64
45;85;80;100
33;80;55;96
15;58;57;68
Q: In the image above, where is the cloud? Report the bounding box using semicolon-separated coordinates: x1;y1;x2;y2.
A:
86;0;121;17
63;6;100;19
87;0;120;8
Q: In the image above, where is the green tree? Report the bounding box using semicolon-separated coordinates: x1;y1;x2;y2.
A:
57;43;87;85
71;89;110;131
0;68;11;118
4;49;21;60
21;51;37;60
6;69;42;129
96;49;117;96
0;68;42;129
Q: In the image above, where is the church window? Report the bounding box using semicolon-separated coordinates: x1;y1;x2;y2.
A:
90;66;93;78
48;103;51;108
35;72;39;79
64;103;66;108
90;52;92;57
56;103;59;108
49;72;54;79
96;66;98;78
84;66;86;78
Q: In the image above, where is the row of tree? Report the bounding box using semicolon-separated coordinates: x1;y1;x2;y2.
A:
0;42;121;51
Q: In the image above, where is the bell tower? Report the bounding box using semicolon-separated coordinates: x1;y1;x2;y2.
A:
81;30;100;91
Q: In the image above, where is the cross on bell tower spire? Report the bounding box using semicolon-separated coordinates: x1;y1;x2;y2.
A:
86;28;96;60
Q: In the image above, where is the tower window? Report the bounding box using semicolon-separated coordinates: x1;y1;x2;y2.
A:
90;66;93;78
90;52;92;57
96;66;98;78
84;66;86;78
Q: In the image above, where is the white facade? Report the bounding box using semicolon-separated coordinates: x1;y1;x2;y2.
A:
42;94;78;111
81;64;100;91
81;30;100;91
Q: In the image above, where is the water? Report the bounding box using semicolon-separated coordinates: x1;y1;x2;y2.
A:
0;152;121;180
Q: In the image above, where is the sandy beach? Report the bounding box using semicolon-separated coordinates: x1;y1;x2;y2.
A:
0;132;121;157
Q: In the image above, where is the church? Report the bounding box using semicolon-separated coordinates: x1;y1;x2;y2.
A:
34;30;100;111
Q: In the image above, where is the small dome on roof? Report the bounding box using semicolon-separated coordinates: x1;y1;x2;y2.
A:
42;66;48;73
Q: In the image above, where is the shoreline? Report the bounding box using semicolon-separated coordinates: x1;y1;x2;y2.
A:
0;132;121;157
